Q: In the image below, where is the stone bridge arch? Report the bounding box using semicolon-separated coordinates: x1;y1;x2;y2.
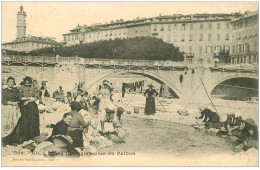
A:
83;69;181;98
208;74;258;95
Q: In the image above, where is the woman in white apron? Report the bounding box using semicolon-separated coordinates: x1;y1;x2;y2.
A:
2;77;21;145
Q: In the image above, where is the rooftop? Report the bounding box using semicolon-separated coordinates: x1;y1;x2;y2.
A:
64;12;246;35
2;36;60;45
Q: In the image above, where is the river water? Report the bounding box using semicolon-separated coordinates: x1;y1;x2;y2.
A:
101;92;258;159
103;116;234;157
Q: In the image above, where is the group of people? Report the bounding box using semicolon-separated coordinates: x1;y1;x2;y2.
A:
2;76;127;156
3;75;257;156
198;107;258;152
2;76;40;145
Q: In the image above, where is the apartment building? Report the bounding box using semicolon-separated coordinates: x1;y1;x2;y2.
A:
230;11;258;64
63;12;258;63
149;14;236;64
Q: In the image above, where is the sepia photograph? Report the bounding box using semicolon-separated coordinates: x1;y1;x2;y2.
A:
1;1;259;166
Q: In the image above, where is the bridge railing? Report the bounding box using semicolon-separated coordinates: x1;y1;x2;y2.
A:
2;55;57;63
216;63;258;71
3;55;185;67
84;58;185;67
3;55;258;71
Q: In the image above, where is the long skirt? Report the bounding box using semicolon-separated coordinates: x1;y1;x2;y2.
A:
2;105;21;138
98;98;114;122
68;130;83;148
144;96;156;115
19;101;40;142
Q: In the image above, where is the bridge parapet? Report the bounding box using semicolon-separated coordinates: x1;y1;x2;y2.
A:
2;55;186;68
84;58;185;66
215;63;258;72
2;55;258;73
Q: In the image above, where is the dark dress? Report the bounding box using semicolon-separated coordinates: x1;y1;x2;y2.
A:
144;88;158;115
48;120;80;157
19;85;40;142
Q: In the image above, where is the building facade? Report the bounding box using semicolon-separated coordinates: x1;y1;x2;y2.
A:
63;13;246;63
2;36;60;52
2;6;60;52
149;14;235;64
230;11;258;64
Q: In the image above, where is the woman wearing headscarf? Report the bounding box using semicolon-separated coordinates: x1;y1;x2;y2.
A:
144;84;158;115
19;76;40;142
2;77;21;145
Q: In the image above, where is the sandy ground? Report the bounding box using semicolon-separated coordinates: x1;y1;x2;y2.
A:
2;94;259;166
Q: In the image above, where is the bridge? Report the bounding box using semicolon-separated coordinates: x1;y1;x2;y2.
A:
2;55;258;102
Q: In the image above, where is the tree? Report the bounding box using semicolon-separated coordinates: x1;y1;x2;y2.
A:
5;37;185;61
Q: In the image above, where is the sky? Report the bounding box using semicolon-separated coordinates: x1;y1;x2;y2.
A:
2;1;259;43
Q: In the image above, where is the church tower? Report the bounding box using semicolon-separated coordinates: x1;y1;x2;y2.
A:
16;5;26;39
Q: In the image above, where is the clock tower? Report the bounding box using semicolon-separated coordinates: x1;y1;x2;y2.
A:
17;5;26;39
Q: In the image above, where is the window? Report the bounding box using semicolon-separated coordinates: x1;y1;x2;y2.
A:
206;46;213;53
208;23;212;29
181;24;186;31
181;34;185;42
215;46;221;53
168;25;171;31
72;35;74;40
232;45;235;54
189;46;193;54
32;43;34;47
217;33;220;41
173;24;178;31
153;25;157;31
245;43;250;52
224;46;230;52
199;46;203;55
199;34;203;41
238;44;242;53
208;34;211;41
64;36;66;42
225;33;229;40
190;24;193;30
160;24;164;31
197;58;204;64
200;23;203;30
189;34;193;41
226;22;230;29
174;34;177;42
217;23;221;29
75;35;78;40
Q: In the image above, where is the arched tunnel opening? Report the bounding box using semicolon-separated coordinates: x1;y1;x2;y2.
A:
211;77;258;101
108;72;180;98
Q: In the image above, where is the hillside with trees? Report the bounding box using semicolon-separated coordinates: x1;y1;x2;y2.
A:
4;37;184;61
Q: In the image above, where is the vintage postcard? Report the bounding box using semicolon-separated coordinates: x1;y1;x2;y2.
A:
1;1;259;166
